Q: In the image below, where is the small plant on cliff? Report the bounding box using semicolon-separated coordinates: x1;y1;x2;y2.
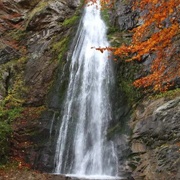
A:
86;0;180;92
0;104;22;163
0;56;27;164
52;36;70;63
0;120;11;163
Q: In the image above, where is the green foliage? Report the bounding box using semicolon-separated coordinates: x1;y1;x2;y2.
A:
52;36;70;63
121;0;129;5
0;122;11;142
0;106;22;123
117;61;142;105
150;88;180;100
0;56;27;164
0;102;22;163
62;15;79;27
29;0;48;18
26;0;49;27
5;78;27;107
0;120;11;164
0;57;27;104
0;106;22;164
120;80;139;103
101;8;110;25
8;30;26;41
0;160;19;170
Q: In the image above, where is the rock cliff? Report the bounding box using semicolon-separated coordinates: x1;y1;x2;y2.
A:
0;0;81;170
130;96;180;180
108;0;180;179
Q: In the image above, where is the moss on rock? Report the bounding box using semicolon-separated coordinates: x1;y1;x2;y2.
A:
62;15;80;27
52;36;70;64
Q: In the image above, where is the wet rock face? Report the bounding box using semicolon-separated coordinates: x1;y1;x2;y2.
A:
26;1;72;31
110;0;138;31
0;0;80;105
129;96;180;180
67;0;81;9
0;0;80;169
24;0;79;106
0;47;20;65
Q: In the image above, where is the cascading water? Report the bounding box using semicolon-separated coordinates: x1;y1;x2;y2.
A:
54;0;119;178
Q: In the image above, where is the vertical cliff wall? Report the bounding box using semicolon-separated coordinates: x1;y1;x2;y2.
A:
108;0;180;179
0;0;81;169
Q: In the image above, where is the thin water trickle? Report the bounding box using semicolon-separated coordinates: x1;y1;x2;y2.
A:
50;113;56;137
54;0;119;178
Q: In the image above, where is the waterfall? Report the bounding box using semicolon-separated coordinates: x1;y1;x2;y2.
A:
54;1;119;178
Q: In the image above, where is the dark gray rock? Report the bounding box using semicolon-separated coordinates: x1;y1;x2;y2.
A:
23;0;80;106
26;0;72;31
129;96;180;180
67;0;81;9
0;46;20;65
110;0;138;31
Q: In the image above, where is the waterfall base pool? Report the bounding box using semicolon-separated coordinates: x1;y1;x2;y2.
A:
51;173;127;180
66;174;124;179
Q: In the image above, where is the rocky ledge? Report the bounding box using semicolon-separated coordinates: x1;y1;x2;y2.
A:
129;95;180;180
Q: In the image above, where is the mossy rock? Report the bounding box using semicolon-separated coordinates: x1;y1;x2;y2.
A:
25;0;49;28
51;36;71;66
62;15;80;27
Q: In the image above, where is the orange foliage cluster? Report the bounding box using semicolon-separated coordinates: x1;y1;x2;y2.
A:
89;0;180;92
120;0;180;91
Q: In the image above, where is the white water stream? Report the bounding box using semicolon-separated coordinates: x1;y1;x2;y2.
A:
54;1;119;178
